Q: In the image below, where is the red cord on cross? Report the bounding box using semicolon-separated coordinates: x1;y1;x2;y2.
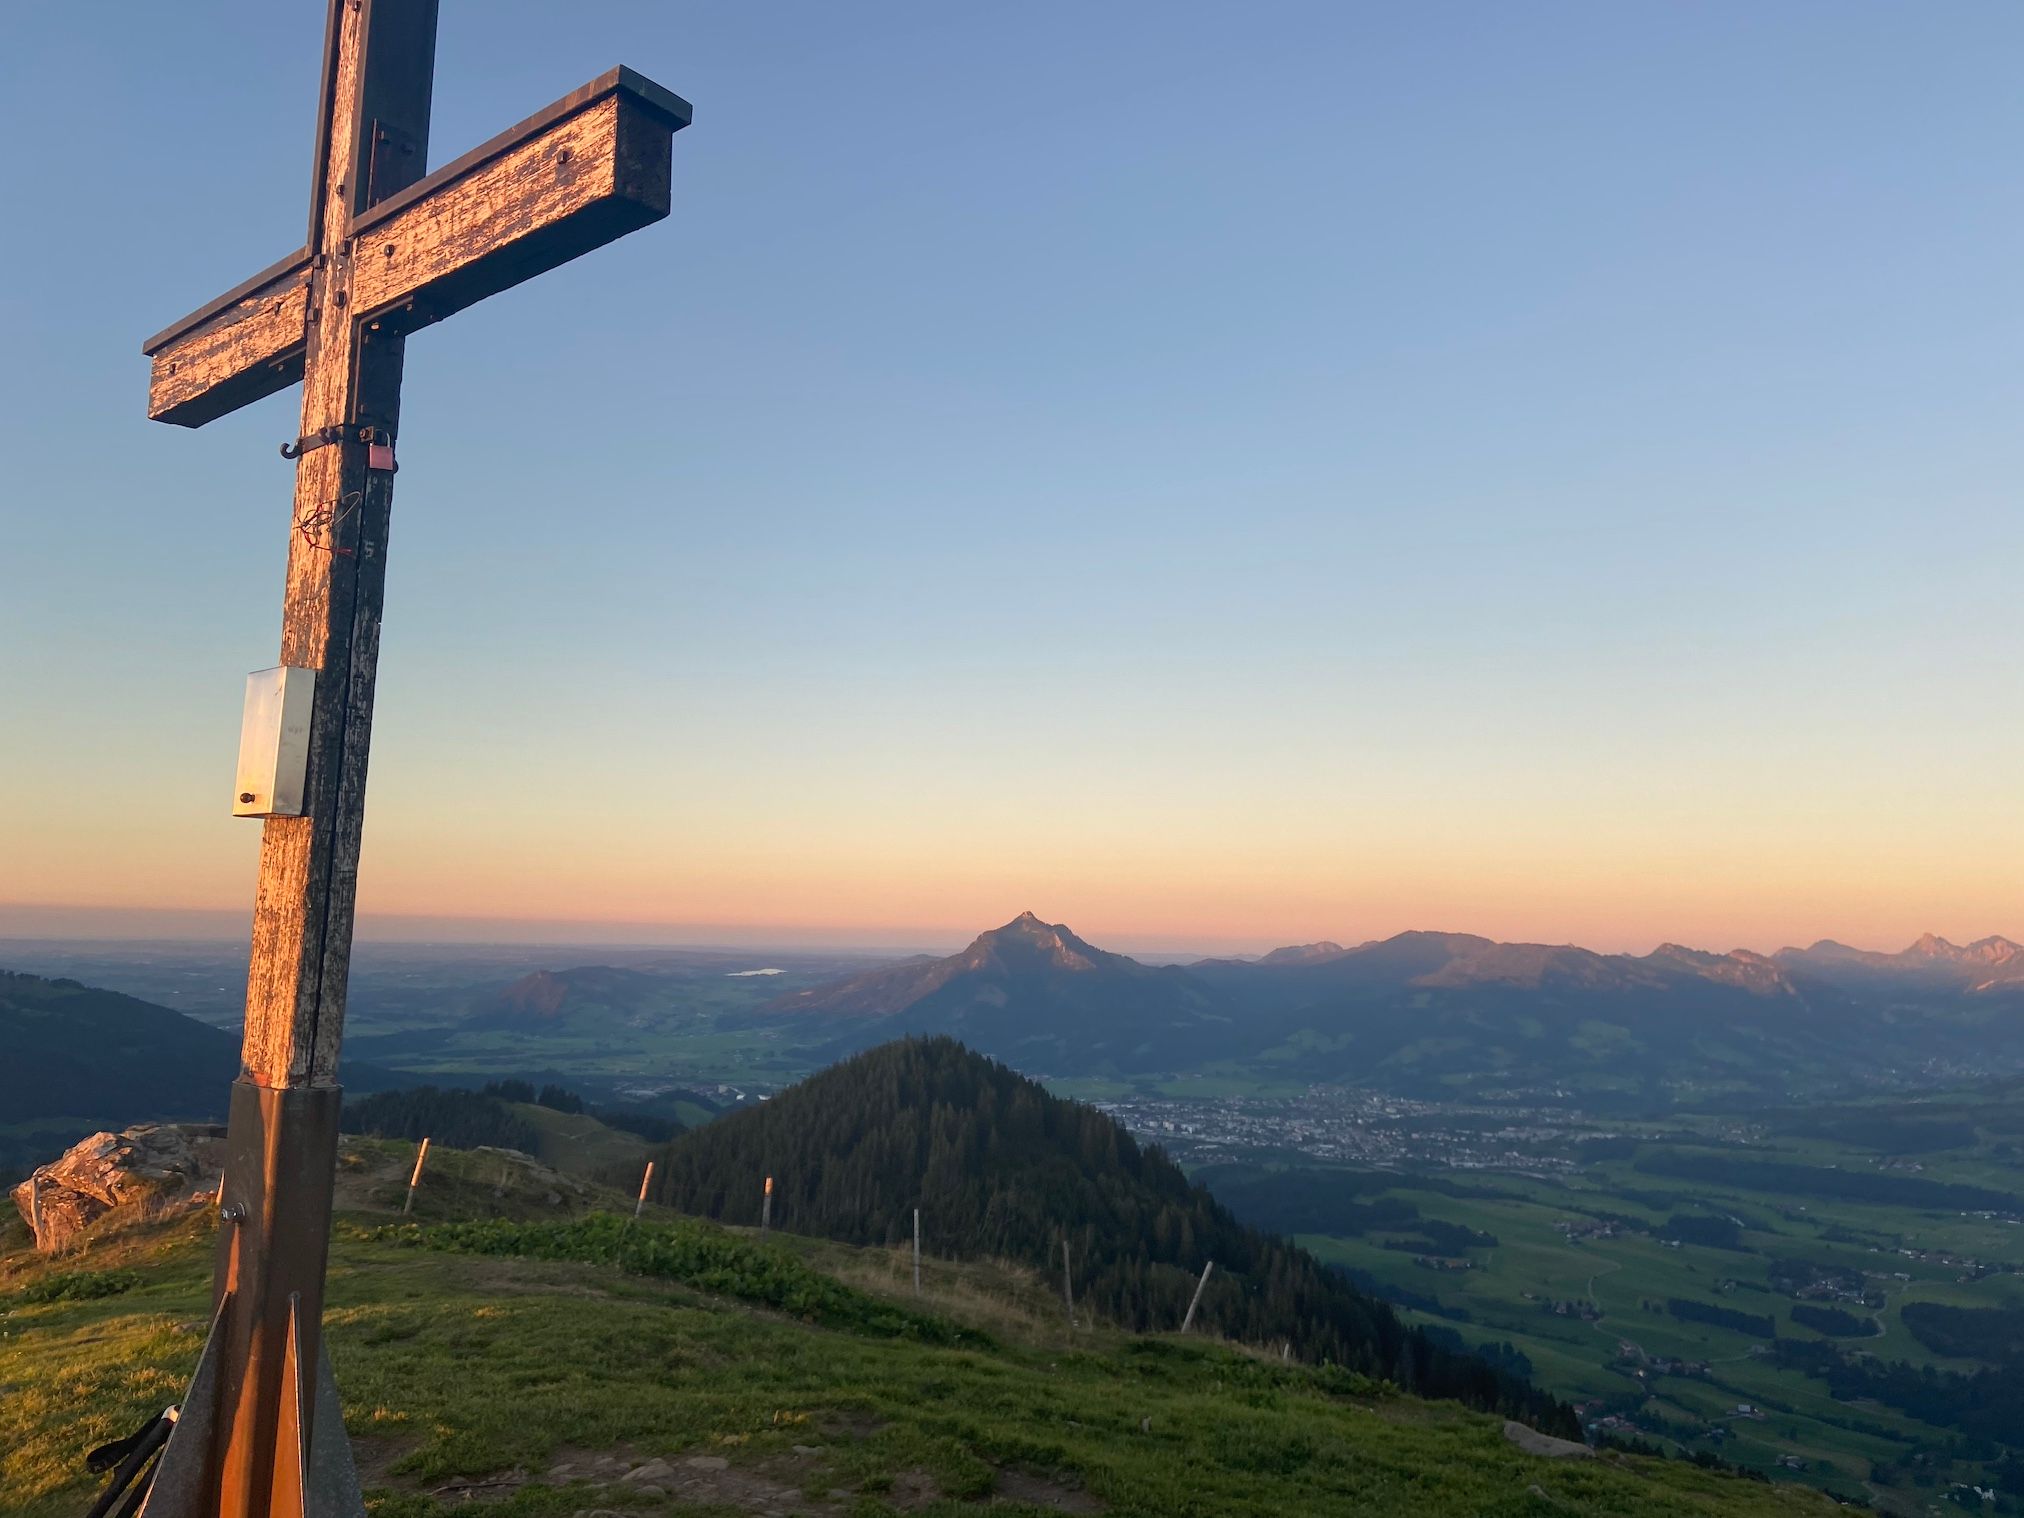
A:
295;491;362;557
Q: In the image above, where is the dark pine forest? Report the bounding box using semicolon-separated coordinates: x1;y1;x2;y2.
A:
644;1035;1576;1436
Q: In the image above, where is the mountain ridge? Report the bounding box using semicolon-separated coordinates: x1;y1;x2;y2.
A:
751;914;2024;1096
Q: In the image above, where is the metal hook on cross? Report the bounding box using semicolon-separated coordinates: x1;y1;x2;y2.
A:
279;422;397;473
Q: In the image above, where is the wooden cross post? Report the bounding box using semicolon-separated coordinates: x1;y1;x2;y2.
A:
136;5;690;1514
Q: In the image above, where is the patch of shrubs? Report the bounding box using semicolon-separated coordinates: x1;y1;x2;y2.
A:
8;1269;141;1305
372;1213;983;1348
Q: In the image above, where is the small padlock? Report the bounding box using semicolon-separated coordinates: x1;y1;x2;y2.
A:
367;438;396;472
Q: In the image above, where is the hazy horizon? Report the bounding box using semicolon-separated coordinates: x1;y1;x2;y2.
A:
1;899;2012;964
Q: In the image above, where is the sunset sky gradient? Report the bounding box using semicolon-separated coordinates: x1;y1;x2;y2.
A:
2;2;2019;956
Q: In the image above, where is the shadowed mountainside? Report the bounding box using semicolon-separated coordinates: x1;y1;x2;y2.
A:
0;971;240;1173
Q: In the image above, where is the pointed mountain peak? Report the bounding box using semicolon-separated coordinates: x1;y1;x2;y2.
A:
1909;932;1960;958
990;910;1069;945
1648;942;1707;961
968;912;1110;971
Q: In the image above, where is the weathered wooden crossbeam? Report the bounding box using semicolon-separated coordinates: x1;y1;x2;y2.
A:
143;67;689;427
134;4;692;1508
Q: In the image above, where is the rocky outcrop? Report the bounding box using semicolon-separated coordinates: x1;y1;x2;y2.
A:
1502;1420;1592;1459
12;1123;225;1253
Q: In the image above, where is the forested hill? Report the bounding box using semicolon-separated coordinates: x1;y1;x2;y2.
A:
0;970;241;1172
647;1036;1576;1436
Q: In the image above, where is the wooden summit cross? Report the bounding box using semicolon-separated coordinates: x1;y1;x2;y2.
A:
135;4;689;1514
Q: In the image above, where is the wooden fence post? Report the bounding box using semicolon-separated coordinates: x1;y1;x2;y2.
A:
1061;1235;1076;1325
633;1160;655;1222
1182;1260;1215;1333
761;1174;773;1236
913;1207;922;1296
404;1136;431;1215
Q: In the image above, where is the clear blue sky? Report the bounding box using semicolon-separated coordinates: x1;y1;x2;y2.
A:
2;2;2019;953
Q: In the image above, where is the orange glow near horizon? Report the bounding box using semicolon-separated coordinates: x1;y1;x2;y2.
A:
6;783;2017;957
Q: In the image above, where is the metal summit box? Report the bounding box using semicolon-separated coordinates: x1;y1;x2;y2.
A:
233;666;315;817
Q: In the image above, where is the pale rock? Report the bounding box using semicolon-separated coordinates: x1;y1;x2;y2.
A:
1502;1421;1592;1459
11;1124;224;1254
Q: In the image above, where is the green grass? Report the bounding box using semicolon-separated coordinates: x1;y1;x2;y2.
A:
0;1177;1834;1518
506;1101;651;1173
374;1214;981;1345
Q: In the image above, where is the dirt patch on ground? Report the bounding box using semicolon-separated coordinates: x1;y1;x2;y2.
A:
994;1468;1105;1512
350;1434;420;1489
362;1445;841;1511
820;1410;889;1442
586;1451;844;1514
418;1471;536;1504
880;1466;944;1510
365;1436;1095;1515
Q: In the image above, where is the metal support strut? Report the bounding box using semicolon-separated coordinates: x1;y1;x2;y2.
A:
135;1082;362;1518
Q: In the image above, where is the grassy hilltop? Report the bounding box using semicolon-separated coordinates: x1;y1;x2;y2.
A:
0;1140;1829;1518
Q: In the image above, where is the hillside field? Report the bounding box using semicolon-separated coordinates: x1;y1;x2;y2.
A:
0;1139;1827;1518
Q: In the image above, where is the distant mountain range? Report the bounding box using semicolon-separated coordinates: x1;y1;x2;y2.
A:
18;918;2022;1148
760;915;2024;1103
1775;934;2024;995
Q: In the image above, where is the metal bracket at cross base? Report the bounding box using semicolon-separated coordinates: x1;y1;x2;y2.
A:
132;1084;364;1518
